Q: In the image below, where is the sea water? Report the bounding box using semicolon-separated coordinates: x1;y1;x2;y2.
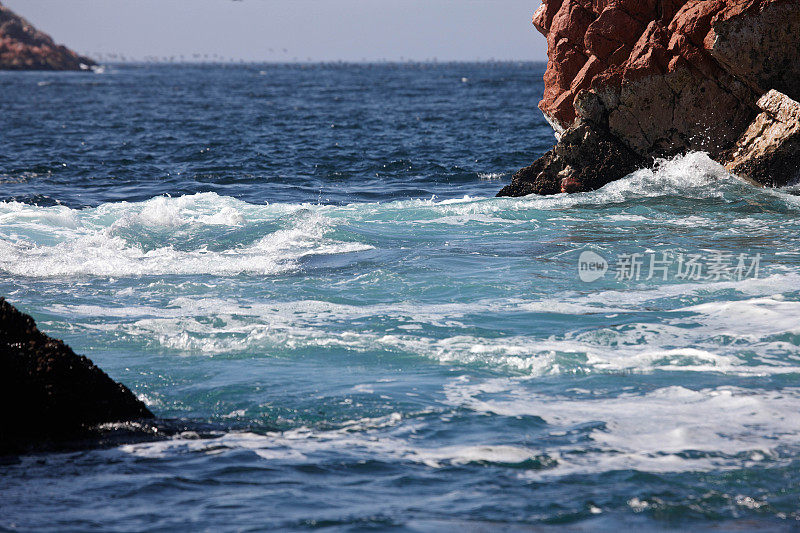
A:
1;64;800;531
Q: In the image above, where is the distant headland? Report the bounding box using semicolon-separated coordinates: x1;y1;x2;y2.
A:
0;1;94;70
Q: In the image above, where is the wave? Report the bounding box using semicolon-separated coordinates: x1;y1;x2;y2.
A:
101;379;800;478
113;410;551;470
0;193;373;278
444;378;800;477
48;269;800;377
0;151;798;280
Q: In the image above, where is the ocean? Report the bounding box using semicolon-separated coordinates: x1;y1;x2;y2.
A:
2;63;800;531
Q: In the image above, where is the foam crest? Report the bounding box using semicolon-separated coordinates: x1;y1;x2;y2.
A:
114;378;800;478
344;153;762;217
678;296;800;337
53;288;800;376
444;377;800;476
0;193;372;278
602;151;733;198
493;152;760;211
46;297;600;373
118;412;548;469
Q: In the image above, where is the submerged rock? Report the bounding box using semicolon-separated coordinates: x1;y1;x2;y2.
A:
0;298;153;455
500;0;800;196
0;2;95;70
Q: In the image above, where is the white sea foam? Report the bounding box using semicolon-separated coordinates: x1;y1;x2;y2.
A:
477;172;505;181
0;156;768;280
678;296;800;337
111;378;800;478
470;152;743;212
0;193;372;278
444;377;800;477
52;295;622;368
117;411;547;470
414;213;524;225
49;274;800;376
325;152;767;222
9;181;800;376
603;214;650;222
601;151;733;197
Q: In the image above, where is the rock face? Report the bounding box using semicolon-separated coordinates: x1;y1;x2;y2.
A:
726;90;800;187
498;120;646;196
0;298;153;455
0;1;95;70
499;0;800;196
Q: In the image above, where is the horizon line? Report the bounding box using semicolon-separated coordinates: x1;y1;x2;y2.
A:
77;59;549;66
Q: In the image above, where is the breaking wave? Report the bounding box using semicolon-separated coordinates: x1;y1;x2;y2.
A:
0;193;373;277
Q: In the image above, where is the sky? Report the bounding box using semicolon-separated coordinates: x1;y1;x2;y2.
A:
4;0;547;63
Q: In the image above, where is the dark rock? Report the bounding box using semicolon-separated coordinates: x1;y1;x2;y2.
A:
497;120;647;196
0;2;95;70
0;298;153;455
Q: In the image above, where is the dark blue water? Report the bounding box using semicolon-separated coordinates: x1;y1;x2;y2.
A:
1;63;553;208
2;64;800;532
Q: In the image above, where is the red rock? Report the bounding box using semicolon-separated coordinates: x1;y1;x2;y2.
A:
560;176;583;193
585;7;645;61
500;0;800;196
0;1;95;70
570;55;604;96
533;0;799;144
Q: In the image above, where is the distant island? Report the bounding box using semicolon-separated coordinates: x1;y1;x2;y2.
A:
0;1;94;70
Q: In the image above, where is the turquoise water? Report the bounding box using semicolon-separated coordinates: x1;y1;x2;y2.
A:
2;64;800;531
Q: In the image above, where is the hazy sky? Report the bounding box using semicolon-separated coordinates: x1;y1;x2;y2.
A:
4;0;548;62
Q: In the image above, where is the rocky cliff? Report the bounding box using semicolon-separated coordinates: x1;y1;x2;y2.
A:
499;0;800;196
0;299;153;455
0;1;94;70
